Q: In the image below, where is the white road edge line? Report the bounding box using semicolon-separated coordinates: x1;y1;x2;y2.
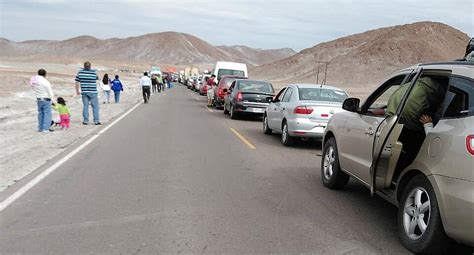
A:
0;101;142;212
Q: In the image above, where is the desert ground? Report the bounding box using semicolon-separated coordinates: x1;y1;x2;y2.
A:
0;60;146;192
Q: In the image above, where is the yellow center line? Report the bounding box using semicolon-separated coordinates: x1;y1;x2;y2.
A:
206;107;214;113
230;128;256;150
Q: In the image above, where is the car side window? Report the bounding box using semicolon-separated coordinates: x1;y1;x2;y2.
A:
274;88;287;102
229;82;235;92
363;75;407;116
282;87;293;102
442;76;474;118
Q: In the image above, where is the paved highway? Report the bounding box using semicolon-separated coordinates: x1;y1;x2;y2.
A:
1;85;415;254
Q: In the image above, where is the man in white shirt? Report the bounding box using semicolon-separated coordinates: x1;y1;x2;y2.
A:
30;69;55;132
140;72;152;104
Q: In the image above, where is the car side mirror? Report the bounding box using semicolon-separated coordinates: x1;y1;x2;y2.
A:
342;98;360;112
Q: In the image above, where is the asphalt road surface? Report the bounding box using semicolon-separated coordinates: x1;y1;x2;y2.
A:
2;85;465;254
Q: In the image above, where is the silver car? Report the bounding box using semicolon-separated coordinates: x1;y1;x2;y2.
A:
263;84;348;146
321;61;474;254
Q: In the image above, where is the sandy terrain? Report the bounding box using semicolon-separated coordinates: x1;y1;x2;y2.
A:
0;60;144;192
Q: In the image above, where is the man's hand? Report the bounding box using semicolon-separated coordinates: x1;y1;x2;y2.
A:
419;115;432;125
75;82;81;96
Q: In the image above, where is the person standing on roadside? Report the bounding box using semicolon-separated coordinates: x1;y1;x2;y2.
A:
101;73;111;104
111;75;124;103
140;72;152;104
151;74;158;94
157;74;164;92
75;61;100;125
52;97;71;130
30;69;55;133
207;74;216;107
166;74;173;89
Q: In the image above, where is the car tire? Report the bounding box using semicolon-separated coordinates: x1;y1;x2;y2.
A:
230;104;238;119
398;175;451;254
321;137;349;189
281;121;293;146
263;114;272;135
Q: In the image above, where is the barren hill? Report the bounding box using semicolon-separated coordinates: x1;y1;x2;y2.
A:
0;32;295;67
217;45;296;66
251;22;469;94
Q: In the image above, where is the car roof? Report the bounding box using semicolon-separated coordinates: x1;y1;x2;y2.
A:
288;83;347;91
235;79;271;83
220;75;247;79
397;61;474;79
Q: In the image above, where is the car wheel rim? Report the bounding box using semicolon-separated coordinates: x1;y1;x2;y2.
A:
323;146;335;179
264;116;268;131
403;187;431;240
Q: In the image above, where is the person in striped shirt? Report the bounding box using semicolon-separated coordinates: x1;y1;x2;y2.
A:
75;61;101;125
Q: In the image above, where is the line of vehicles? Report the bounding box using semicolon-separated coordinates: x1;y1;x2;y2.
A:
181;53;473;254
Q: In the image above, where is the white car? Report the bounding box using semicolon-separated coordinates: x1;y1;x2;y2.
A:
263;84;348;146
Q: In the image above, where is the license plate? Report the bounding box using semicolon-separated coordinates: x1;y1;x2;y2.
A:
251;108;264;113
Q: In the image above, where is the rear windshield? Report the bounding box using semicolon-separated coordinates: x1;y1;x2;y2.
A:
298;88;348;102
218;69;245;79
238;81;274;93
220;78;238;88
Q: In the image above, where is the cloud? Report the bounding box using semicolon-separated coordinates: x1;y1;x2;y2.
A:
0;0;472;50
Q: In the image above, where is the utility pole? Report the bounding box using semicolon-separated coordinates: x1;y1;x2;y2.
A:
314;61;329;87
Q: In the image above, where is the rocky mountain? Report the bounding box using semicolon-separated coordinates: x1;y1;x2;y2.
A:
0;32;295;67
251;22;470;94
216;45;296;66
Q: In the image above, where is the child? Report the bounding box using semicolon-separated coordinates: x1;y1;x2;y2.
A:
53;97;71;130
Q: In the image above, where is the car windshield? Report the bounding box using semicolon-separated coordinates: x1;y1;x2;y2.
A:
298;88;348;102
238;81;274;93
218;69;245;79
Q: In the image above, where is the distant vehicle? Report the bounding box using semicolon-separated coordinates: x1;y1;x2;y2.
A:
150;66;162;76
263;84;348;146
213;61;248;84
321;62;474;254
179;70;185;83
187;76;197;90
171;73;179;82
223;79;274;119
213;75;247;109
197;74;212;94
195;75;203;92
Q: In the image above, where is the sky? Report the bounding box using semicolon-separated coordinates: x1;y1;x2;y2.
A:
0;0;472;50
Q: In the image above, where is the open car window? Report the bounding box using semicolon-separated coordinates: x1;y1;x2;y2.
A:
442;76;474;118
364;75;407;116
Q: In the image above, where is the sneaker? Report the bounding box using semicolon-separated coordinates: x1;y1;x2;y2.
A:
82;122;88;125
95;122;101;125
48;129;55;132
42;130;50;133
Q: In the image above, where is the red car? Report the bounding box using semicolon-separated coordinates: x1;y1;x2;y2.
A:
213;75;247;109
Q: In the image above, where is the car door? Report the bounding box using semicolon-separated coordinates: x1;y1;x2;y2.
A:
279;87;294;125
338;71;416;185
225;82;236;111
267;87;287;129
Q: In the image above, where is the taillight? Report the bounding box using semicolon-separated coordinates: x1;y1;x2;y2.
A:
467;135;474;155
293;106;313;114
218;88;224;97
237;91;243;101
